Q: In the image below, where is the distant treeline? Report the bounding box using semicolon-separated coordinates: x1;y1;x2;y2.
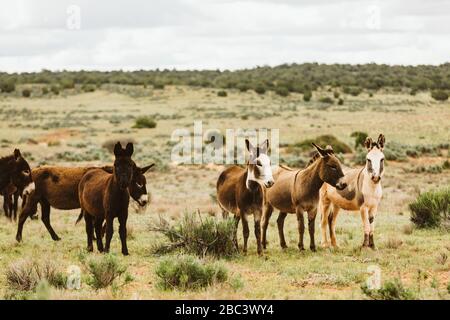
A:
1;63;450;96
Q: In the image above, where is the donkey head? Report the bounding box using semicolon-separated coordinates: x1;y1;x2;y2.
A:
312;143;347;190
245;139;275;190
364;134;385;184
10;149;34;195
129;163;154;206
113;142;135;190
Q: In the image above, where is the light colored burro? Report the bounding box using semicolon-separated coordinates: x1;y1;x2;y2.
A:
262;143;347;252
319;134;386;249
216;139;274;255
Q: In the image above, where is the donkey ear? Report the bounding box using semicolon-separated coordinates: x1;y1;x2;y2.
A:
377;134;385;150
245;139;254;152
113;142;123;156
259;139;269;154
125;143;134;156
364;137;373;151
312;143;328;158
325;145;334;154
13;149;21;160
141;163;155;174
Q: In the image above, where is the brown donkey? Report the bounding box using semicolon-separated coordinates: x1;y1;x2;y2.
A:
79;142;135;255
15;163;153;242
216;139;274;255
262;144;347;252
0;149;34;214
319;134;386;249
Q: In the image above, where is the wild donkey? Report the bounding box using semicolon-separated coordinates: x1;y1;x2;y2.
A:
319;134;385;249
262;144;347;252
0;149;35;218
16;163;152;242
216;139;274;255
78;142;135;255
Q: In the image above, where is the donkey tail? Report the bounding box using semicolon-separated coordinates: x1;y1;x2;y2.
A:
75;211;84;225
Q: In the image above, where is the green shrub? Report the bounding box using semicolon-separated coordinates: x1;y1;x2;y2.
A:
217;90;227;97
319;96;333;104
156;255;227;291
292;135;352;154
82;84;96;92
0;80;16;93
6;259;66;292
50;85;60;95
150;212;238;258
22;89;31;98
254;85;266;95
275;86;289;97
42;87;49;95
133;116;157;129
343;86;362;96
361;278;416;300
350;131;368;149
86;254;127;289
333;91;340;98
60;78;75;89
303;91;312;102
338;98;344;105
409;187;450;229
153;82;165;90
431;90;448;101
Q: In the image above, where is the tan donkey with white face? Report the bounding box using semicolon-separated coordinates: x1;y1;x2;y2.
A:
319;134;386;249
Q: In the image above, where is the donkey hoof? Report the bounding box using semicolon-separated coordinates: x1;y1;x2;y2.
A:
122;250;129;256
87;246;93;252
310;246;316;252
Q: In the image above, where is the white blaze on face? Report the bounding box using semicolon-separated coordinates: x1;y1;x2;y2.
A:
366;148;385;180
23;182;35;195
247;153;274;188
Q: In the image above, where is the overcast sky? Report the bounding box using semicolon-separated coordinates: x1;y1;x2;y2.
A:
0;0;449;72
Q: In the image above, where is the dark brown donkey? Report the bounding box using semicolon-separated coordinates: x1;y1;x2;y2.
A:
15;162;153;242
2;184;23;220
0;149;34;217
216;139;275;255
78;142;135;255
261;144;347;252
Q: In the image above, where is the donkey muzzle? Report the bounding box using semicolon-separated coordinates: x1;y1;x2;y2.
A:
23;182;35;196
335;181;347;191
371;176;381;183
265;180;275;188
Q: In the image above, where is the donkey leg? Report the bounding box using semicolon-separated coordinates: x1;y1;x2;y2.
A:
13;192;19;221
241;214;250;254
94;217;104;252
320;200;331;248
84;212;94;252
104;215;114;253
118;214;129;256
254;211;263;256
277;212;288;249
329;205;341;248
296;208;305;251
40;199;60;241
368;208;377;250
261;205;273;249
360;207;370;247
233;215;240;250
308;209;317;252
16;193;38;242
7;194;13;219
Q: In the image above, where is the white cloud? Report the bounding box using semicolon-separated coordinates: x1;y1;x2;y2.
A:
0;0;448;72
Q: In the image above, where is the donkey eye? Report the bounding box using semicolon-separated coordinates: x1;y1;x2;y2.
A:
256;160;262;166
22;170;30;175
136;182;143;188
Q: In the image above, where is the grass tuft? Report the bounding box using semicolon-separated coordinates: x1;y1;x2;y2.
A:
155;255;227;291
409;187;450;229
150;212;238;259
86;254;127;289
